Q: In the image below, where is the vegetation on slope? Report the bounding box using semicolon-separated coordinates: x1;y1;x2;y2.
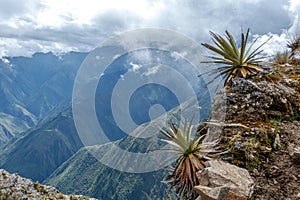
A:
0;109;83;182
45;143;169;200
162;30;300;199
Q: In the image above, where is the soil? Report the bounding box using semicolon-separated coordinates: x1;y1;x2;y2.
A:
252;121;300;200
207;64;300;200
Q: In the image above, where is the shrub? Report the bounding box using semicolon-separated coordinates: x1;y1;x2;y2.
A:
274;50;289;64
201;28;271;86
287;36;300;53
160;120;218;199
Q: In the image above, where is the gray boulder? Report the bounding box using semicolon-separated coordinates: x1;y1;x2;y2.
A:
194;160;254;200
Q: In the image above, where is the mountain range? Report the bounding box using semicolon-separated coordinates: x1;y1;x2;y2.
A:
0;52;86;146
0;51;210;199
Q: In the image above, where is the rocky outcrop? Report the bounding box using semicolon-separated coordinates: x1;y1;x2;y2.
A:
194;160;254;200
199;64;300;199
225;77;300;123
204;71;300;143
0;169;97;200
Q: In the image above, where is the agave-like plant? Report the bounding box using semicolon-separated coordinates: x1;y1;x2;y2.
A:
160;120;218;199
287;36;300;53
201;28;271;86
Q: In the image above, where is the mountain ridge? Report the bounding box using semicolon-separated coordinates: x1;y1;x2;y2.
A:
0;52;87;146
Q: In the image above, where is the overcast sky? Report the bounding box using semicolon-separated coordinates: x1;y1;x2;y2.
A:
0;0;299;57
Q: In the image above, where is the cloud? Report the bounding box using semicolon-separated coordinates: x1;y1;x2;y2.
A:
253;32;289;56
0;0;43;19
170;51;188;61
127;49;153;64
0;0;298;57
129;62;143;72
143;65;160;76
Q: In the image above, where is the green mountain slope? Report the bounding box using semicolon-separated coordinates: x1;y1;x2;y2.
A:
44;97;203;200
0;112;34;146
0;52;86;147
0;109;83;181
44;145;169;200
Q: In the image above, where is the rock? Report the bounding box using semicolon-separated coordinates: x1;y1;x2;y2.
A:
268;110;282;118
194;186;230;200
252;169;260;176
273;134;281;149
288;142;294;156
293;147;300;163
194;160;254;200
228;78;298;122
0;169;97;200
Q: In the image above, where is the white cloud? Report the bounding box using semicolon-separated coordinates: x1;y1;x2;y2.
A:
129;62;143;72
0;0;299;57
249;31;289;57
143;65;160;76
170;51;188;61
289;0;300;12
128;50;153;64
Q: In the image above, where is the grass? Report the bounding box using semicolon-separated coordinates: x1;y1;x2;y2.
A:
269;117;283;126
274;50;289;64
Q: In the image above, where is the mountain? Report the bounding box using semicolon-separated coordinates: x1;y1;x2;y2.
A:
0;49;211;199
0;52;87;146
0;60;37;145
44;146;169;200
0;108;83;182
0;96;200;199
44;97;203;200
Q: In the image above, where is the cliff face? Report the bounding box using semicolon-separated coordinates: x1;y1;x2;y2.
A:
0;169;96;200
206;64;300;199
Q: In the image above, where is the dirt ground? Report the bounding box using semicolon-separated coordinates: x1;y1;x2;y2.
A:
252;121;300;200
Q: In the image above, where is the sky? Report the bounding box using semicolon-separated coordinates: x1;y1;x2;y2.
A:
0;0;299;57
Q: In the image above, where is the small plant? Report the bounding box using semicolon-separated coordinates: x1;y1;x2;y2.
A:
269;116;283;126
34;181;44;193
160;120;219;199
274;50;289;64
1;171;7;180
287;36;300;53
291;110;300;121
56;193;66;199
201;28;271;86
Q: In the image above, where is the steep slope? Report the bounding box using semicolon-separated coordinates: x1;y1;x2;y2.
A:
44;147;169;200
18;52;87;119
0;109;83;182
0;52;86;146
0;112;32;146
0;49;212;199
0;61;37;145
44;98;204;200
203;64;300;199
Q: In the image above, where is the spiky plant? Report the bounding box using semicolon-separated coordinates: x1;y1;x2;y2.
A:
287;36;300;53
160;121;218;199
274;50;289;64
201;28;271;86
